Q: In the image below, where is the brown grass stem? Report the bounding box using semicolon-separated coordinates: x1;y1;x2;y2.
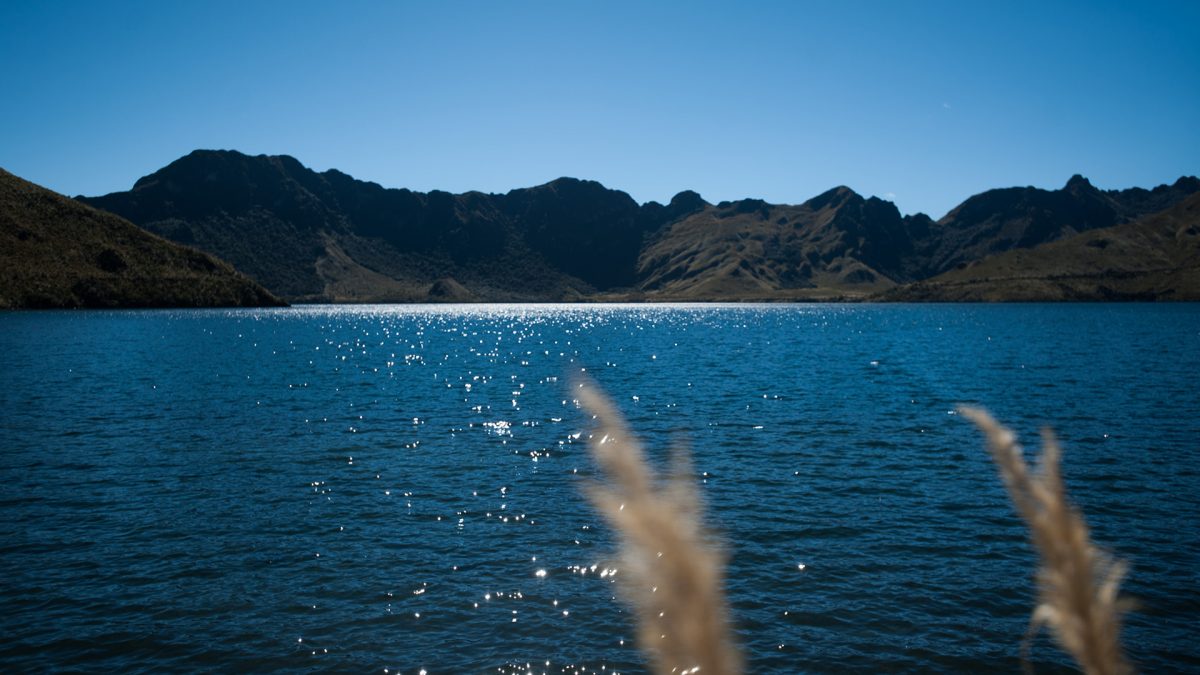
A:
960;406;1134;675
578;380;742;675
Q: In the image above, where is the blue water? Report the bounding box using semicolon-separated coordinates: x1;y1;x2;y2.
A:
1;304;1197;673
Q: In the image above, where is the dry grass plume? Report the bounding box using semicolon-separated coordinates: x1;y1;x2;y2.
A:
960;407;1134;675
577;380;742;675
573;381;1133;674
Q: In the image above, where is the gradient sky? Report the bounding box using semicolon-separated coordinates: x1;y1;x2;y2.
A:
2;0;1197;219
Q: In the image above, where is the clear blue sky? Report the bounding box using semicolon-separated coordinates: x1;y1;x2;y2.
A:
2;0;1197;219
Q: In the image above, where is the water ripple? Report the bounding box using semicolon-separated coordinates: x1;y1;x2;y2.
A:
0;304;1197;672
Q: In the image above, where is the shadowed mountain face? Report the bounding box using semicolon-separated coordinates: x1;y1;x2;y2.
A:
881;192;1200;301
79;150;1199;302
82;150;681;301
919;174;1200;275
0;168;283;309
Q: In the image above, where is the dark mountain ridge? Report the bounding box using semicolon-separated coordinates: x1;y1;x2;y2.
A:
920;174;1200;275
883;192;1200;301
84;150;705;300
79;150;1198;302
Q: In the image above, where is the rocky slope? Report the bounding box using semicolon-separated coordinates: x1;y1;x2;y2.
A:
0;168;283;309
82;150;693;302
917;174;1200;276
635;187;934;300
880;192;1200;301
78;150;1199;302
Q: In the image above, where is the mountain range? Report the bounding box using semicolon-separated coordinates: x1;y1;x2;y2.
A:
75;150;1198;303
0;167;281;309
884;191;1200;301
2;149;1194;306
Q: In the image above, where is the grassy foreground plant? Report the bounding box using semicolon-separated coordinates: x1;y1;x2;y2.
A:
578;381;742;675
575;382;1132;674
960;407;1134;675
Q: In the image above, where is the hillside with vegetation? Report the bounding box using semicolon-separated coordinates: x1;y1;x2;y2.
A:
78;150;1199;302
0;168;283;309
880;192;1200;301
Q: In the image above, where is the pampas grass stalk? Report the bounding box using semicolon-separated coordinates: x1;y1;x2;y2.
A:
578;381;742;675
960;406;1133;675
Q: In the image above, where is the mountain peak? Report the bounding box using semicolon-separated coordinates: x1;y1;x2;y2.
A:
173;148;255;167
804;185;862;211
135;149;296;188
1173;175;1200;191
667;190;707;211
1064;174;1093;191
516;176;618;197
162;149;307;175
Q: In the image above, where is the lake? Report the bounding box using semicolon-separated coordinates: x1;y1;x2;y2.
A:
1;304;1197;673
